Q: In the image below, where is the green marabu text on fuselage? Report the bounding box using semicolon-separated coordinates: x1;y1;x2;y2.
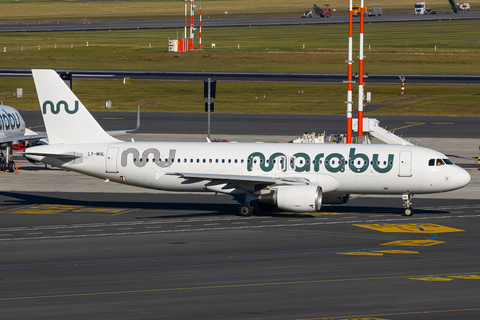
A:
247;148;394;174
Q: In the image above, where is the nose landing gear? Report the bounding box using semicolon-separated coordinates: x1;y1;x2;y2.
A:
402;193;414;216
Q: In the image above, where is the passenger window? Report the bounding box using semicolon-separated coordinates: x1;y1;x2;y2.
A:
196;159;200;163
234;159;237;164
241;159;245;164
209;159;212;163
203;159;206;163
190;159;193;163
228;159;231;163
222;159;225;163
216;159;219;163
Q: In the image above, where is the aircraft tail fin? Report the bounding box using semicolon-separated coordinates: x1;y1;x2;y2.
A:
32;69;119;145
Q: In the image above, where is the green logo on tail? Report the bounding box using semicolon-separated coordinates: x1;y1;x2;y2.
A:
42;100;79;115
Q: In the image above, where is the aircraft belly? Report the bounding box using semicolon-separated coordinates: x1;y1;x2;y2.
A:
355;175;380;193
156;174;208;192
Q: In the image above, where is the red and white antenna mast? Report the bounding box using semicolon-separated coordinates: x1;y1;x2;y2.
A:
184;0;188;51
190;0;196;50
345;0;354;144
358;0;365;142
199;0;202;50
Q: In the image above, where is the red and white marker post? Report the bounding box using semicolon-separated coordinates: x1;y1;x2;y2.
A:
399;76;405;96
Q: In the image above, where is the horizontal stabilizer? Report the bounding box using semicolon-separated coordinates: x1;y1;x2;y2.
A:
23;151;81;158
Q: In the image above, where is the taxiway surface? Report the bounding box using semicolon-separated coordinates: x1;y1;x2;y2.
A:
1;129;479;319
1;12;479;32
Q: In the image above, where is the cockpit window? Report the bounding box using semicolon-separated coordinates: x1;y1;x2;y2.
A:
428;159;435;166
436;159;445;166
443;158;453;165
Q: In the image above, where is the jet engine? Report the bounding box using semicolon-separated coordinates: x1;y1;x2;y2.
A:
259;185;322;212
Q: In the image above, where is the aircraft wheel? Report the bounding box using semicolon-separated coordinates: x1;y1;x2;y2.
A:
238;203;254;217
8;161;16;173
403;208;414;216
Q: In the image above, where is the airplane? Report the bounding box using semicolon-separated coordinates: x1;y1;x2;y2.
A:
25;69;471;217
0;104;47;172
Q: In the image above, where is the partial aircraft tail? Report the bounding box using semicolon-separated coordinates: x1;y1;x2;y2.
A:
32;69;119;145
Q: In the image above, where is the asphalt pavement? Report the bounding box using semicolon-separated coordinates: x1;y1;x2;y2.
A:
1;11;479;32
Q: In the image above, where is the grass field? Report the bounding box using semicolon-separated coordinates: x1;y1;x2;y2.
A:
0;2;478;116
0;21;479;74
0;0;463;22
2;78;478;116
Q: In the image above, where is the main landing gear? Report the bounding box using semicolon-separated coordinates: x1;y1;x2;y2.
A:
0;144;16;173
402;193;414;216
238;203;255;217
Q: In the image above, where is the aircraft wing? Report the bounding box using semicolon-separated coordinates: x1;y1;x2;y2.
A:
0;133;47;144
165;172;310;185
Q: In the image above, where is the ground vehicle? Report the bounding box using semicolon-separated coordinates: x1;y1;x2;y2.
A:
448;0;470;13
352;4;367;16
301;10;313;18
415;2;429;14
313;4;332;18
416;1;470;14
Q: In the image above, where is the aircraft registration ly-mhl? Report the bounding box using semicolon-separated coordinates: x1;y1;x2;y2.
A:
25;69;471;217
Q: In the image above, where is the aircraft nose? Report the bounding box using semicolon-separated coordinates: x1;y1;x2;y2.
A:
454;166;471;189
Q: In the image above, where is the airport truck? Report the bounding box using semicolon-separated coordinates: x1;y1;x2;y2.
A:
415;2;430;14
415;1;470;14
448;0;470;13
352;4;368;16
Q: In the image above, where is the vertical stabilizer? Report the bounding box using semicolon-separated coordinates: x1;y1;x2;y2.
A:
32;69;119;145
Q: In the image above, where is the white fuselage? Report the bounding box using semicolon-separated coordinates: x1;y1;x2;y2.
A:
0;105;26;144
26;141;471;196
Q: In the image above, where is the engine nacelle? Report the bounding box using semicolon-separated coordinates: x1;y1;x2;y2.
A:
322;193;350;204
267;185;322;212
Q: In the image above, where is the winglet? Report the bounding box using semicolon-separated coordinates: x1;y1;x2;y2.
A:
32;69;119;145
